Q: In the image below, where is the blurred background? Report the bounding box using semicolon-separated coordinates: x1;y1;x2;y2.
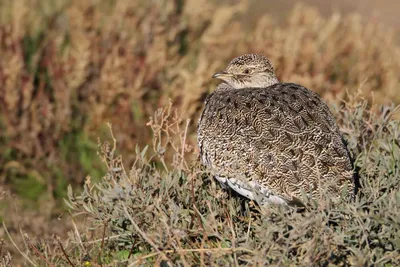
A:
0;0;399;252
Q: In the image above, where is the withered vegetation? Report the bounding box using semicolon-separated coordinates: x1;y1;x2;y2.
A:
5;100;400;265
0;0;400;266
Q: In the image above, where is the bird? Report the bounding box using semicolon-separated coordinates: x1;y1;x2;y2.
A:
197;54;354;206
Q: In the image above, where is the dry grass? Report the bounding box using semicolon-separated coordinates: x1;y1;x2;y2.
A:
1;0;400;265
3;99;399;266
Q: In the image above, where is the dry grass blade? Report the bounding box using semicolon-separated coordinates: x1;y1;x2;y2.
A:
2;223;36;266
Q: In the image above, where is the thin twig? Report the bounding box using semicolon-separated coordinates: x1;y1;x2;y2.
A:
155;205;191;267
128;247;254;266
107;123;117;159
200;231;205;267
56;237;76;267
27;242;55;267
128;243;136;259
97;220;109;266
190;174;205;231
226;208;239;266
68;211;85;252
0;239;4;256
245;214;252;245
70;234;126;244
2;222;36;266
123;206;162;254
180;119;190;170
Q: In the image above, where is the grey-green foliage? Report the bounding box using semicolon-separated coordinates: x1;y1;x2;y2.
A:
64;102;400;266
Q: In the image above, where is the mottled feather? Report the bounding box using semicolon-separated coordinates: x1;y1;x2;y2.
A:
197;54;354;206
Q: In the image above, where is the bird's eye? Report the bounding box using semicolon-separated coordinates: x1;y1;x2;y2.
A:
243;69;251;74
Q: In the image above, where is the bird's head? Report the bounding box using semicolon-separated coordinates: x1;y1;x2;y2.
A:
212;54;279;89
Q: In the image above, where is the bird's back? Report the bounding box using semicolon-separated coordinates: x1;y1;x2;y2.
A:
198;82;354;204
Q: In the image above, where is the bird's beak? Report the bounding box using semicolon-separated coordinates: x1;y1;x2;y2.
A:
212;71;232;79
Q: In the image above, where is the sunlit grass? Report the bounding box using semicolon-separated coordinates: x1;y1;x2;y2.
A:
0;0;400;265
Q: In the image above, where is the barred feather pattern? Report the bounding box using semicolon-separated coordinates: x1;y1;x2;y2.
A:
198;82;354;205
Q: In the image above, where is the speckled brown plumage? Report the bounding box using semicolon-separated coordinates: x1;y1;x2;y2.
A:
197;54;354;206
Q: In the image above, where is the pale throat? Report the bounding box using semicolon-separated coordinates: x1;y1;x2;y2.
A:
231;73;279;89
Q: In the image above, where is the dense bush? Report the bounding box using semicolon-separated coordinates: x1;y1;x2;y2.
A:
4;100;396;266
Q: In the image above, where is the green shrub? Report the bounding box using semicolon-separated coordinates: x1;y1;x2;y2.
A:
17;100;395;266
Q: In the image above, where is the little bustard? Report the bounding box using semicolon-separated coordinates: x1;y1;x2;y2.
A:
197;54;354;206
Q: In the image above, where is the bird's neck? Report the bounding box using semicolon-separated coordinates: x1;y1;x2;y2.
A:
215;83;235;92
250;76;279;88
233;74;279;89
